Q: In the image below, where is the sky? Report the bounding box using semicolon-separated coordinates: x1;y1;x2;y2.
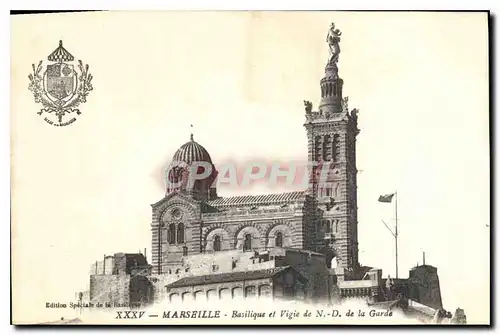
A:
11;11;489;324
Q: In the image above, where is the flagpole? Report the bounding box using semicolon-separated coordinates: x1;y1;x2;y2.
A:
395;191;398;279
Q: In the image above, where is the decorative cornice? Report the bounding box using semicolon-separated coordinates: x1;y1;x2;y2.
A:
151;191;201;209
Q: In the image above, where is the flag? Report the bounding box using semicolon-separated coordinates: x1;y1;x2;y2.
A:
378;193;395;203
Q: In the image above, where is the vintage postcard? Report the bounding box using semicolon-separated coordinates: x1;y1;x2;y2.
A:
10;11;490;325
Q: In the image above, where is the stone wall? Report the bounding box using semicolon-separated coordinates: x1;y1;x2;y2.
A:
279;249;330;302
89;274;154;308
129;275;154;306
89;275;130;305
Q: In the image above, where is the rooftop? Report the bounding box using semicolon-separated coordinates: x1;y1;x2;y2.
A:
167;266;295;288
207;191;307;208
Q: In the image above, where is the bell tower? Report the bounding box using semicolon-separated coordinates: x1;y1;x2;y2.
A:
304;23;360;274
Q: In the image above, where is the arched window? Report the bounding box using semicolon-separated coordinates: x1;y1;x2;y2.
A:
177;223;184;244
167;223;176;244
332;134;340;162
206;289;217;301
275;232;283;247
323;135;331;160
213;235;221;252
245;286;256;298
169;293;180;303
194;290;204;301
315;136;322;161
180;169;189;190
330;257;338;269
325;220;331;233
243;234;252;252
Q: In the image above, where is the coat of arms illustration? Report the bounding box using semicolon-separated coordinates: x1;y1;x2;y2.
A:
28;40;93;126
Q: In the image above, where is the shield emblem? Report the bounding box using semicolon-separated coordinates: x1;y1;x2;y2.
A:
45;63;75;100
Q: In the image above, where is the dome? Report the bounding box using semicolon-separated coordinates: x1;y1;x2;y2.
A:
167;134;218;201
172;134;213;165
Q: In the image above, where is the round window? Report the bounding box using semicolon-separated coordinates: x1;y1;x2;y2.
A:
171;208;182;220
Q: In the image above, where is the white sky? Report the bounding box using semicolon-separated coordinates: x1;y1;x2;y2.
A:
10;11;489;324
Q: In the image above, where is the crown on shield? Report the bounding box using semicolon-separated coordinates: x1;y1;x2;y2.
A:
47;40;74;63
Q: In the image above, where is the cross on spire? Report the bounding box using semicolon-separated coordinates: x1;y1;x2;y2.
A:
190;124;194;141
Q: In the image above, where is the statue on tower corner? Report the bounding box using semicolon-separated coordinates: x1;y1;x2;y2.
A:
350;108;359;121
326;23;342;64
342;96;349;112
303;100;313;113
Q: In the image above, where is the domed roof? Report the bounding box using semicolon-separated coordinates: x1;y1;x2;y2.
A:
172;134;213;164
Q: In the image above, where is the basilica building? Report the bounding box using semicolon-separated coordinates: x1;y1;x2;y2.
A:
88;25;450;321
150;24;360;278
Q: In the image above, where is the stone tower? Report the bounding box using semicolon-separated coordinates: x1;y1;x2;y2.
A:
408;265;443;310
304;23;360;274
